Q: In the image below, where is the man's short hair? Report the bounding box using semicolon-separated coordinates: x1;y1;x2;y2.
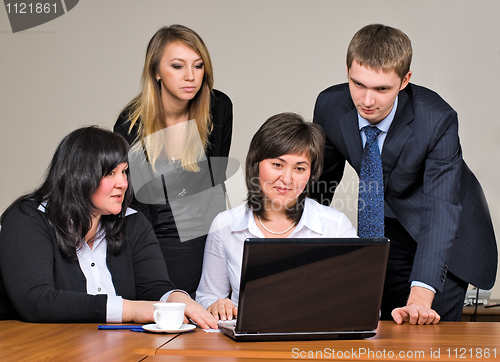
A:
347;24;412;80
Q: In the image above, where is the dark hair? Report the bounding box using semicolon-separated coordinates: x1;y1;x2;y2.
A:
346;23;412;80
245;113;325;223
0;126;132;259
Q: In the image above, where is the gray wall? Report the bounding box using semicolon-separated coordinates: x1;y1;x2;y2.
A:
1;0;499;297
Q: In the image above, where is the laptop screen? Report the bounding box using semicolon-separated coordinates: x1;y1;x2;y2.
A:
236;238;389;334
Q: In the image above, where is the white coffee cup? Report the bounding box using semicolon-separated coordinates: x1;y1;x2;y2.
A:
153;302;186;330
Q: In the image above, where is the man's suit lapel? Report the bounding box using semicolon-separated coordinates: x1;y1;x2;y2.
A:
381;88;414;187
340;103;363;172
338;87;414;179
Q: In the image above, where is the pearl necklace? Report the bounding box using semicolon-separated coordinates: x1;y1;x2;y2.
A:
257;215;296;235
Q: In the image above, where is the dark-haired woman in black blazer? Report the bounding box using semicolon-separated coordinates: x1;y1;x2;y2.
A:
0;126;216;328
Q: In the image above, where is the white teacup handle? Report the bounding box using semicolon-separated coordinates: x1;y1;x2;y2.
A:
154;309;161;324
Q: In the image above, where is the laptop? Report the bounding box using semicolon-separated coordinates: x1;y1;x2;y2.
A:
218;237;389;341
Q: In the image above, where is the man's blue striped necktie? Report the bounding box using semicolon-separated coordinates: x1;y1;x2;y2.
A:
357;125;384;238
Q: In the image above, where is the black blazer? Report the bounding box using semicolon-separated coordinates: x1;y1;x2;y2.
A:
0;201;176;322
114;89;233;227
311;83;497;291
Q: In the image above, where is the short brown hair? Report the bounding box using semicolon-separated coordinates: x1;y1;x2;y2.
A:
245;113;325;222
346;24;412;80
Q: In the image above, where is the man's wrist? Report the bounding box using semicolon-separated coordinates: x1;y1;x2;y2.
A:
407;286;435;308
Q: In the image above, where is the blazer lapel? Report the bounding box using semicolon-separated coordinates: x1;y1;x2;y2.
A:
340;103;363;172
381;89;414;187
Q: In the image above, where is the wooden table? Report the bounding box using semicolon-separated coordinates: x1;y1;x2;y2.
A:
143;357;320;361
157;321;500;361
1;320;500;361
0;320;175;361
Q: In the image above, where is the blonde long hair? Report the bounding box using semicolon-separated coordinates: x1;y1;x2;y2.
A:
123;25;214;171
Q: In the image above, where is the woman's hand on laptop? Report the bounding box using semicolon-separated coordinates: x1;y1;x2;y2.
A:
207;298;238;321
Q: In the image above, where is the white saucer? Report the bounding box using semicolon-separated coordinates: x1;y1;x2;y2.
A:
142;323;196;333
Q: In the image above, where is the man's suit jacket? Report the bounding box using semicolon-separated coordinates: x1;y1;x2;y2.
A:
311;82;497;292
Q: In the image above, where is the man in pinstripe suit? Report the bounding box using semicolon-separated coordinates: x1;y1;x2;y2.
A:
311;24;497;324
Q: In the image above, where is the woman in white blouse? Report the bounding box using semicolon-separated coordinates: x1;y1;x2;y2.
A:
196;113;357;321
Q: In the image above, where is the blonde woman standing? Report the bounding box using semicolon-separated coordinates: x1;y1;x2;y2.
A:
114;25;233;297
